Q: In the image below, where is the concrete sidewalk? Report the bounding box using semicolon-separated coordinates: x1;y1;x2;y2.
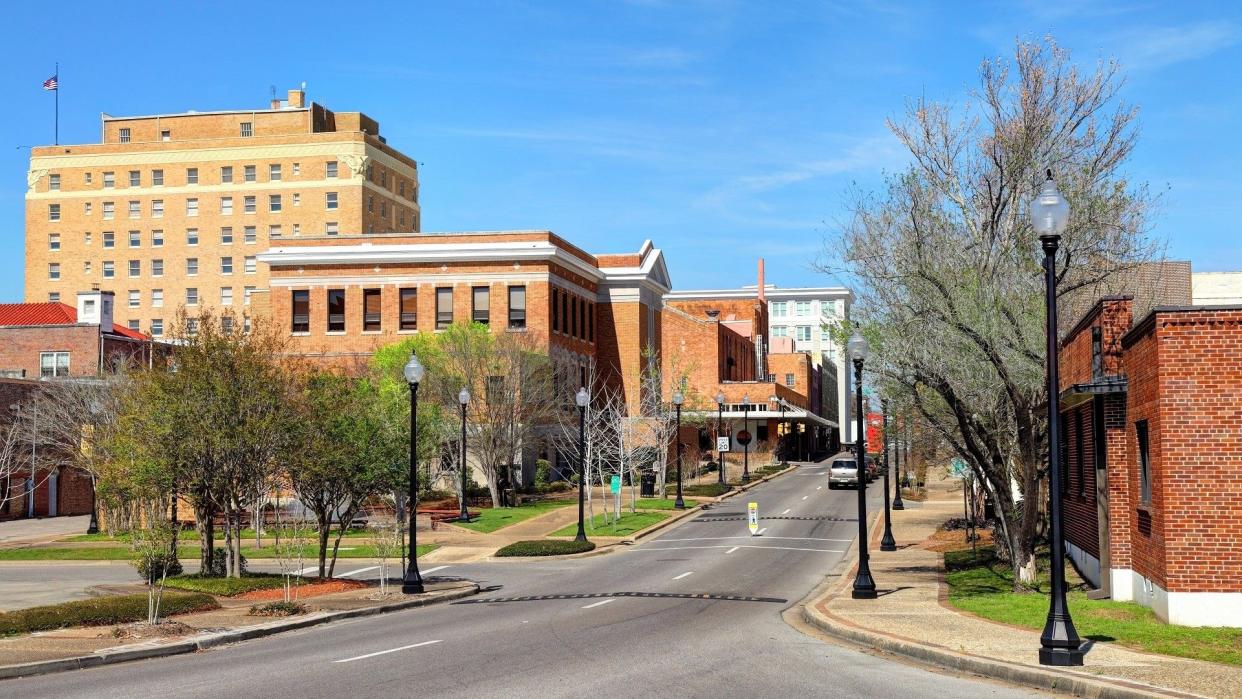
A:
802;479;1240;698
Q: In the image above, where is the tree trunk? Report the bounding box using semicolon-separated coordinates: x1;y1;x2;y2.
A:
317;523;331;579
195;502;214;574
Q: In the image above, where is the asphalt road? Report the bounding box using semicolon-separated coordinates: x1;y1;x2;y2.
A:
2;466;1044;698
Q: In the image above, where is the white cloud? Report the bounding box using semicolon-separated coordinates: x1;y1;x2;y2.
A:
1114;20;1240;71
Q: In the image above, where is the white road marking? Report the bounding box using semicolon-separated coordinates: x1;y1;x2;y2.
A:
421;565;450;575
673;571;694;580
337;565;379;578
801;496;808;501
654;536;852;543
817;486;822;491
781;508;791;515
582;598;616;609
295;566;319;575
637;545;847;554
335;640;442;663
755;527;767;536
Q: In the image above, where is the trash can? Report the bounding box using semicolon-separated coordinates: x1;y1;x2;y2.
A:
640;472;656;498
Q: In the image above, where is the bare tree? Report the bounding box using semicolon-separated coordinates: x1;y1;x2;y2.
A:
822;38;1157;585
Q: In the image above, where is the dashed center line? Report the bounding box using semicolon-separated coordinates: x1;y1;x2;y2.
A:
816;486;822;491
801;496;808;501
781;508;791;515
335;640;442;663
582;598;616;609
672;571;694;580
725;546;740;554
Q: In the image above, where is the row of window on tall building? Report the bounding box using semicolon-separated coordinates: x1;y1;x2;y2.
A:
290;285;527;335
550;287;594;343
48;255;256;280
48;192;337;221
47;162;340;192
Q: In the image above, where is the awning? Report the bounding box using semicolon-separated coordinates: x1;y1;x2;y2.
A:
1059;375;1127;410
684;408;837;429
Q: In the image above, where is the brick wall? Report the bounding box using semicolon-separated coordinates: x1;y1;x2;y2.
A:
1063;402;1099;557
1122;318;1166;589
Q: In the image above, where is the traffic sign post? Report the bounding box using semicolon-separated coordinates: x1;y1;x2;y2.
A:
609;475;621;493
716;436;730;453
747;502;759;536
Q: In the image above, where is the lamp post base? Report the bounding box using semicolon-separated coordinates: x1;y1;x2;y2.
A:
401;576;425;595
880;531;897;552
892;500;905;511
852;571;877;599
674;498;685;510
851;587;878;600
1038;646;1085;666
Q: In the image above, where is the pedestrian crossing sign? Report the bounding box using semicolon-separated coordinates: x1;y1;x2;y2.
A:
747;502;759;535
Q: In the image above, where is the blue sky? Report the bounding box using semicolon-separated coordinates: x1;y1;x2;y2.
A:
1;1;1239;298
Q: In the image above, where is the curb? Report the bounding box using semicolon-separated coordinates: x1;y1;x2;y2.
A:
794;514;1195;699
0;583;481;682
483;546;617;563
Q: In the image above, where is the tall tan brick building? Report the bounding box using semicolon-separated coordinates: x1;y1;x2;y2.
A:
24;88;419;336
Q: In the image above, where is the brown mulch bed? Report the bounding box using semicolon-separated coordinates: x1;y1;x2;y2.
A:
923;526;995;553
235;579;367;601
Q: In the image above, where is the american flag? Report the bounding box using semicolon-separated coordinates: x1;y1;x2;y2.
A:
42;75;57;91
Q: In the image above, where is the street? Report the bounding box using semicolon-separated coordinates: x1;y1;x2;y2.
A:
2;466;1042;698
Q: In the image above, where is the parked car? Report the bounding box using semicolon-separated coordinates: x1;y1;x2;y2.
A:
865;455;878;482
828;452;860;489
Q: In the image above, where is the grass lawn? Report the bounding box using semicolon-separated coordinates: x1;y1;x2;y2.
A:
548;512;668;538
454;499;575;534
946;546;1242;666
0;543;438;562
634;497;699;510
165;573;288;596
66;527;372;543
0;592;218;636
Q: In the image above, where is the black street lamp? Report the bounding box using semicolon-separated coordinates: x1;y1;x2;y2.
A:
672;391;685;509
457;387;471;523
402;351;426;594
880;400;896;552
740;394;751;483
574;386;589;543
1033;171;1084;666
770;395;787;466
892;412;905;510
715;391;726;485
848;330;877;599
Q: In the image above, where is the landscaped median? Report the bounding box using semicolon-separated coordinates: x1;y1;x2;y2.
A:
0;543;439;562
547;512;669;538
0;592;219;636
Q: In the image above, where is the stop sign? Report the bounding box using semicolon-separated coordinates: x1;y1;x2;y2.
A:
737;430;752;446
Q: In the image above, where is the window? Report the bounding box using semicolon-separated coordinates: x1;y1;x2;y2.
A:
244;316;252;334
221;166;233;184
508;286;526;329
151;200;163;218
267;224;282;238
103;261;114;278
292;290;310;333
84;173;93;185
151;259;163;277
325;222;338;235
119;128;131;143
245;227;257;243
221;256;233;274
151;318;163;337
221;197;233;215
1137;420;1151;505
39;352;70;378
103;172;115;188
221;287;233;306
269;195;281;213
327;289;346;332
151;289;163;307
186;198;198;217
292;163;300;176
83;261;92;274
49;203;61;222
244;256;256;274
269;164;281;181
326;161;338;178
127;170;140;187
366;163;374;181
380;201;387;218
436;287;453;329
127;201;139;219
128;290;140;308
152;170;164;186
242;195;257;214
48;263;60;280
399;181;405;197
84;232;92;245
292;193;300;207
785;373;796;387
400;288;417;330
221;227;233;244
186;229;198;246
240;122;253;137
771;301;787;317
326;192;338;210
244;165;256;182
128;260;140;277
821;328;831;341
160;130;170;141
1074;410;1086;497
186;257;198;275
472;287;490;325
48;292;59;302
571;296;578;338
103;232;115;248
772;325;787;337
84;202;92;215
221;316;234;333
589;302;594;341
244;286;255;306
185;287;199;306
796;326;812;342
49;174;60;190
186;318;198;335
48;234;60;251
151;230;163;247
128;320;140;332
367;195;374;213
186;168;198;185
128;230;141;247
363;289;381;331
380;170;387;188
795;301;811;316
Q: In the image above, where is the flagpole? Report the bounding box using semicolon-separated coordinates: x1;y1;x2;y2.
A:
54;62;59;146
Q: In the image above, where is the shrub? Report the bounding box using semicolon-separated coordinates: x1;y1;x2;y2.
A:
248;601;306;617
165;573;285;596
535;459;552;486
135;551;183;582
0;592;218;636
204;547;248;577
494;540;596;557
682;483;731;497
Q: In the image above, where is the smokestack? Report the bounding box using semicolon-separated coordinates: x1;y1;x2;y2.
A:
757;258;766;302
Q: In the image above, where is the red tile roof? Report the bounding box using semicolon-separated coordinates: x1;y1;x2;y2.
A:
0;301;149;341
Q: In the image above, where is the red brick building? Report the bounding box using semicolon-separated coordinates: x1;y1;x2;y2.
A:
0;290;152;379
1059;296;1242;626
